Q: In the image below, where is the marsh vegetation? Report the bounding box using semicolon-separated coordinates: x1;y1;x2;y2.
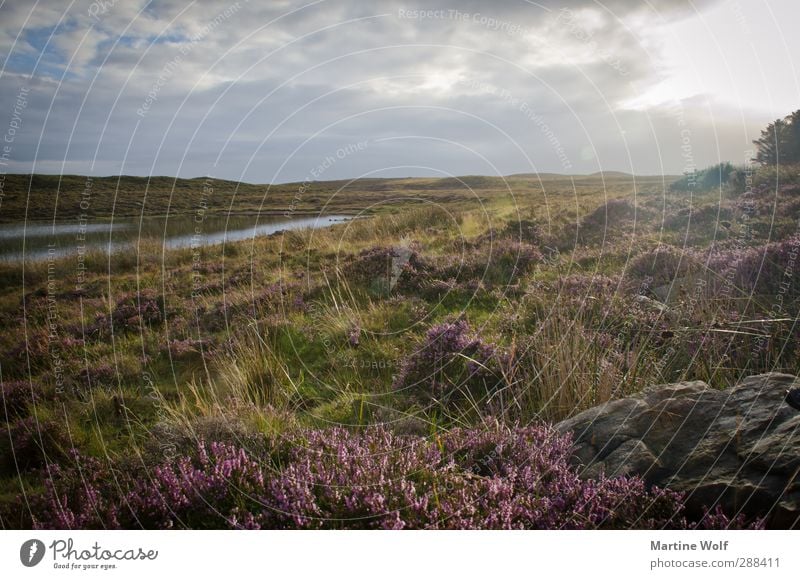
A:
1;162;797;529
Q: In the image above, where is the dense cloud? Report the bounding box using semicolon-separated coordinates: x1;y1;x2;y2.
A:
0;0;794;181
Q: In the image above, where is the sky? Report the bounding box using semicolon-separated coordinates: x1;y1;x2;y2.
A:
0;0;798;183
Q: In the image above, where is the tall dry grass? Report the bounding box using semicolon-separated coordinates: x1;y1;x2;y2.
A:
502;310;657;422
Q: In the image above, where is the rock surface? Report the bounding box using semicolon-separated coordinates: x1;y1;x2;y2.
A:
556;373;800;528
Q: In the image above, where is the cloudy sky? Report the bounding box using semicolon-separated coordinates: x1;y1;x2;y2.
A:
0;0;798;183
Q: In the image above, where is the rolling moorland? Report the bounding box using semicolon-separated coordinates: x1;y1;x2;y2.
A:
0;170;666;221
0;163;798;529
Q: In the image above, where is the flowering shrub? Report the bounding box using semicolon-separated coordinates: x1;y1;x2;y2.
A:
347;324;360;347
162;338;209;360
197;302;230;333
0;417;70;474
663;203;733;231
111;289;163;330
628;236;800;301
627;245;700;289
124;442;269;529
26;422;760;530
0;380;42;420
79;363;117;390
5;331;52;370
501;218;543;244
433;239;541;287
582;198;638;226
251;281;307;315
343;247;393;286
85;289;165;337
482;239;541;284
576;199;645;245
31;451;121;529
392;320;505;404
342;246;429;295
708;235;800;297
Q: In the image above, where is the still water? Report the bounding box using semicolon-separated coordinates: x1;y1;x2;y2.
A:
0;214;351;262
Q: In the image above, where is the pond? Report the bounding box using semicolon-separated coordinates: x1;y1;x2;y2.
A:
0;214;351;262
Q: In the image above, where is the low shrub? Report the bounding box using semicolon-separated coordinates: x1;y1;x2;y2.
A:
342;246;429;296
392;320;505;405
0;381;42;421
576;199;643;245
627;245;700;289
25;422;761;530
0;416;71;474
111;289;163;330
708;235;800;298
670;163;735;192
431;239;541;287
501;218;543;244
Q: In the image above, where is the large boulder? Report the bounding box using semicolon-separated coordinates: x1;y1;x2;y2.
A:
556;373;800;528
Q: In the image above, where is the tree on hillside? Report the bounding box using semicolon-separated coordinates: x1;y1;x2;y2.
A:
753;110;800;165
788;109;800;160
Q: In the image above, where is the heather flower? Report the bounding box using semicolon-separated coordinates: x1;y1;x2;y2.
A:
501;218;543;244
576;199;646;245
198;302;229;333
0;417;70;474
111;289;163;331
24;423;762;530
87;312;111;338
162;338;208;360
79;363;117;390
122;441;267;529
0;380;42;420
432;239;541;287
627;245;700;289
342;246;429;295
347;324;360;348
393;320;506;404
5;331;52;368
60;336;83;349
708;235;800;297
32;451;120;529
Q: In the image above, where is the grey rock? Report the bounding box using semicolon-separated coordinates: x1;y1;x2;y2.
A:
556;373;800;528
633;294;678;320
650;274;706;304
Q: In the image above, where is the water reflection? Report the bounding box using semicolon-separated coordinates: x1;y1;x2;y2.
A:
0;214;351;262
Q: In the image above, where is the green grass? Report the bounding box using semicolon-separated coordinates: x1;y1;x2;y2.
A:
2;166;799;521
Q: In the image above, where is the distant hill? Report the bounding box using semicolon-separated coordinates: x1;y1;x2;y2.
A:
509;171;682;180
587;171;633;178
506;172;575;180
0;172;680;222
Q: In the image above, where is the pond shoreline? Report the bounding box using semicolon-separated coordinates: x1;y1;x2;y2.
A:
0;213;356;263
0;209;366;225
